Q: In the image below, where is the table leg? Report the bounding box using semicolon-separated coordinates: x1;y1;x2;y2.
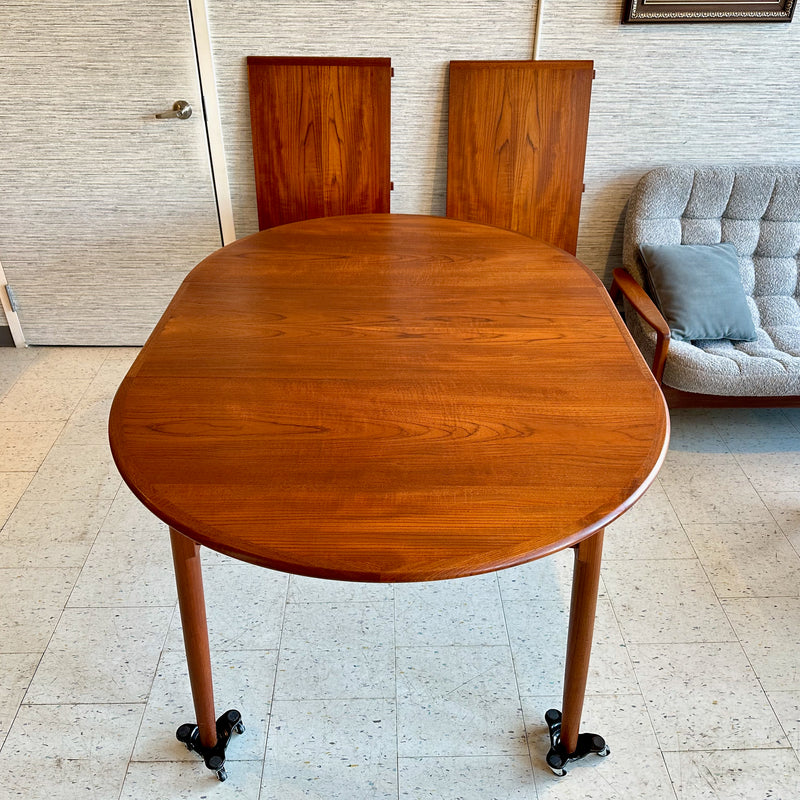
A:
170;527;244;781
170;528;218;747
544;528;610;776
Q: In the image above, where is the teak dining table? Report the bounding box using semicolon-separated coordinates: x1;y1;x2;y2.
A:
108;214;669;782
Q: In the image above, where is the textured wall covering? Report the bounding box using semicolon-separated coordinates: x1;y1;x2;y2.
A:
206;0;537;238
535;2;800;280
4;0;800;343
209;0;800;275
0;1;222;345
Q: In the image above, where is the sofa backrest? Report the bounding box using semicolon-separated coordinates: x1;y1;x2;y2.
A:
623;166;800;313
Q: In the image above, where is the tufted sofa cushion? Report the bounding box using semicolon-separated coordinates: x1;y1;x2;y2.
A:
622;165;800;396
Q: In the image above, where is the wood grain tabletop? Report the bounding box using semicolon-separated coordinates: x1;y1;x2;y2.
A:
109;214;669;582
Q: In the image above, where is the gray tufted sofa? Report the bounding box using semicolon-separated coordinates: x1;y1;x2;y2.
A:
612;164;800;407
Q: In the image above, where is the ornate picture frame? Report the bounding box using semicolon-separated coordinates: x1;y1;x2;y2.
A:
623;0;795;23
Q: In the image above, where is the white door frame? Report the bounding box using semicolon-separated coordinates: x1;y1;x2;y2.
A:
189;0;236;245
533;0;545;59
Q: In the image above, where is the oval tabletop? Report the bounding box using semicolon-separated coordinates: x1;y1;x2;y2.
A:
109;214;669;582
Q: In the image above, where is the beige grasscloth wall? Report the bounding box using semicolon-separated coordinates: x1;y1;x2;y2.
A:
536;3;800;279
206;0;537;237
3;1;799;343
208;0;800;281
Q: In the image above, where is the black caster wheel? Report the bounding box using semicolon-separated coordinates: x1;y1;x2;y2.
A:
208;755;227;782
174;709;244;781
546;750;567;777
544;708;609;776
226;710;245;736
176;723;197;752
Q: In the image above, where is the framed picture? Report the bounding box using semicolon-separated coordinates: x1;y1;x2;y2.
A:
622;0;795;23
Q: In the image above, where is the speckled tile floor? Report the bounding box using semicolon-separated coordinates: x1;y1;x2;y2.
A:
0;346;799;799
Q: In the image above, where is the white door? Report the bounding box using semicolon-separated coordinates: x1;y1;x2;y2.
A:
0;1;223;345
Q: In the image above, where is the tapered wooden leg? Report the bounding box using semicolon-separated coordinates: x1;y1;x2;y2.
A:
544;529;608;775
560;529;604;753
170;527;217;749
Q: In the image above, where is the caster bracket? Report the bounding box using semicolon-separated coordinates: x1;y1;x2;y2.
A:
544;708;609;776
176;709;245;781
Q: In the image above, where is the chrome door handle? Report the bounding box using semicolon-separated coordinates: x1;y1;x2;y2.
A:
155;100;192;120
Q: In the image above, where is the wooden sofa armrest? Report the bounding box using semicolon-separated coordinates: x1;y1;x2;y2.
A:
609;268;670;385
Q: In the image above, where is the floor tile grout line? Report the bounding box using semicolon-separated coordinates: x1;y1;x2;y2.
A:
393;580;400;800
662;411;778;531
603;455;732;789
56;484;130;612
782;407;800;437
615;637;743;647
0;649;48;761
58;603;181;610
662;426;768;625
113;594;180;797
761;687;800;753
659;748;682;799
659;745;796;754
0;347;107;433
709;406;793;533
497;566;542;797
259;694;396;702
9;377;138;778
0;472;35;529
653;474;706;567
256;562;291;799
128;598;180;749
6;367;126;756
714;594;794;751
0;468;54;474
19;699;152;707
676;412;795;760
109;453;157;800
0;348;68;521
115;695;155;799
0;347;43;407
700;410;800;603
751;482;800;569
599;556;669;765
397;752;559;759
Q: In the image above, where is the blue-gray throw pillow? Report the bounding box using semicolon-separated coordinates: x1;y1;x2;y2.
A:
639;242;758;343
